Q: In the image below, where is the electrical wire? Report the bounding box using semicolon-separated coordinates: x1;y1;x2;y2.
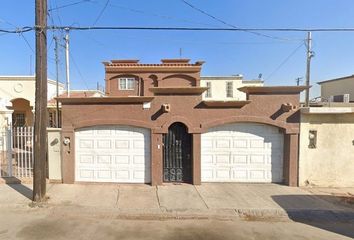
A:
45;26;354;32
92;0;110;26
48;0;92;12
265;42;305;80
179;0;291;41
2;26;354;33
69;51;90;90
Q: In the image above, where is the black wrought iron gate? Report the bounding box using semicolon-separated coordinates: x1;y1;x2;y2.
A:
163;122;192;182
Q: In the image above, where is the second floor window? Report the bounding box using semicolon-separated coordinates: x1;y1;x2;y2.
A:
226;82;233;98
205;82;212;98
119;78;135;90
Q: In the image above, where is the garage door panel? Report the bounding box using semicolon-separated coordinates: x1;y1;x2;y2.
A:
75;126;151;183
233;139;248;148
233;155;248;164
201;123;284;183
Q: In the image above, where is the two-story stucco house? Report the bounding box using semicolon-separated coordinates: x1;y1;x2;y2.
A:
200;76;263;101
58;59;306;186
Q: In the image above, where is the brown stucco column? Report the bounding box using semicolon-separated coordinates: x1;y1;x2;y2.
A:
283;133;299;187
151;132;163;186
61;129;75;184
192;133;201;185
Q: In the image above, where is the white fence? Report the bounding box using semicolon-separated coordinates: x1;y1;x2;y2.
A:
0;126;34;178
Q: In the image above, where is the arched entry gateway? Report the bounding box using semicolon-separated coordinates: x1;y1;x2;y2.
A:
163;122;192;183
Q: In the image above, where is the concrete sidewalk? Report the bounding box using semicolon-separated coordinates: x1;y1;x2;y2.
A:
0;183;353;221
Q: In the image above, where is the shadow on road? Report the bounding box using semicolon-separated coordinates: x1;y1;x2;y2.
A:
272;195;354;239
2;177;33;200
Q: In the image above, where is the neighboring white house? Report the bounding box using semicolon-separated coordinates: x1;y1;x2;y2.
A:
299;75;354;187
0;76;65;127
200;75;264;101
317;74;354;102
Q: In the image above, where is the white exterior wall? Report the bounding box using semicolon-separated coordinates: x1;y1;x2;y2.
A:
299;112;354;187
0;76;64;127
200;77;263;101
320;76;354;102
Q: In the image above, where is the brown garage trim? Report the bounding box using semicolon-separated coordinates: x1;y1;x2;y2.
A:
71;119;154;131
200;116;296;134
57;96;154;104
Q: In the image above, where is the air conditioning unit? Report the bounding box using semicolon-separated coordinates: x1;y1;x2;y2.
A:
329;94;350;103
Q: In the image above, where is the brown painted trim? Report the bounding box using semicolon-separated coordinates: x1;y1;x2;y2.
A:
159;116;200;134
57;97;154;104
149;87;208;95
238;86;309;94
201;116;294;133
201;100;251;108
105;66;202;73
71;119;154;131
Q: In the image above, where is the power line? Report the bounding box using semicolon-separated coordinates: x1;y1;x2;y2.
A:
46;26;354;32
179;0;291;41
106;2;220;28
48;0;92;11
69;51;90;90
265;42;305;80
92;0;110;26
3;26;354;33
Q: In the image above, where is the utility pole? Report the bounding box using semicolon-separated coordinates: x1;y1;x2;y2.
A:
54;36;60;127
305;32;313;106
33;0;47;202
296;77;303;86
64;29;70;97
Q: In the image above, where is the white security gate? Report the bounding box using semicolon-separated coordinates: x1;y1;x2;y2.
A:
201;123;284;183
0;126;34;178
75;126;151;183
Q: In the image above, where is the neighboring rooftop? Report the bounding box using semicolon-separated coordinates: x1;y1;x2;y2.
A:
317;74;354;85
201;75;263;84
0;75;65;86
48;90;105;105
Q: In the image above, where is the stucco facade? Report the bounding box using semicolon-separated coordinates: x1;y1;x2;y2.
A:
200;76;263;101
318;75;354;102
0;76;65;127
59;59;305;186
299;109;354;187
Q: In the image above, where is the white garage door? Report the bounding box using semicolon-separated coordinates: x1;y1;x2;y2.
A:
201;123;284;183
75;126;150;183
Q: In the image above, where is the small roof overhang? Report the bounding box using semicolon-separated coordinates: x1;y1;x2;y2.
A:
149;87;208;95
57;96;154;104
238;86;309;94
201;100;251;108
301;107;354;114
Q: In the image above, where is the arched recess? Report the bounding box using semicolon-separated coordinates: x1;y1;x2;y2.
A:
158;116;196;134
10;98;33;126
163;122;192;183
201;116;291;134
160;74;197;87
109;74;142;96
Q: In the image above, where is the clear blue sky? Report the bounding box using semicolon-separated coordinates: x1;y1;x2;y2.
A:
1;0;354;98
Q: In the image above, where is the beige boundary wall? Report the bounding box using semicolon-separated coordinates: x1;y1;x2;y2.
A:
299;110;354;187
48;128;62;182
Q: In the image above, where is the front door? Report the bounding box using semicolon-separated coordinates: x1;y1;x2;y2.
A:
163;122;192;183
